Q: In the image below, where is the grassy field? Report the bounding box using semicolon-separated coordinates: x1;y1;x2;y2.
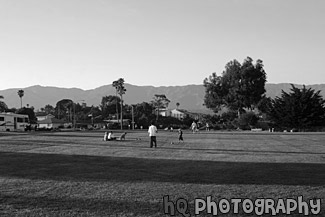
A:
0;130;324;216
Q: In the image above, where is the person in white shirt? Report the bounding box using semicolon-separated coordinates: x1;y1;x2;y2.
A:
148;121;158;148
191;121;197;133
103;131;108;141
107;131;116;140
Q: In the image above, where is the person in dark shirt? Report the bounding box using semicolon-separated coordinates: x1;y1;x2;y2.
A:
178;128;184;143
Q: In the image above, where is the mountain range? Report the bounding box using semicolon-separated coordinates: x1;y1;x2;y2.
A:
1;83;325;113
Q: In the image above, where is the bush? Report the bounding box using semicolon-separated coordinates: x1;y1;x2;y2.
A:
237;112;259;130
254;121;270;130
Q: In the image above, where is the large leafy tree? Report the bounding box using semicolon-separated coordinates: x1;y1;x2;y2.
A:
17;89;24;109
112;78;126;129
134;102;155;126
17;107;37;124
151;94;170;121
55;99;73;121
257;96;272;114
203;57;267;116
100;95;121;119
269;84;325;131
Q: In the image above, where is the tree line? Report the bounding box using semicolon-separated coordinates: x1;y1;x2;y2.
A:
0;78;191;129
1;57;325;131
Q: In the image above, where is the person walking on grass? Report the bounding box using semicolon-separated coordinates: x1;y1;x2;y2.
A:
148;121;158;148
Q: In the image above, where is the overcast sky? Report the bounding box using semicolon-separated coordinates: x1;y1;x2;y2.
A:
1;0;324;90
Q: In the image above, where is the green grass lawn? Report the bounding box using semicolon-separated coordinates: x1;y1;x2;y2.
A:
0;130;324;216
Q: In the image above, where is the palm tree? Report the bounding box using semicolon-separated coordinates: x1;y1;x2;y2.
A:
17;89;24;109
112;80;119;123
176;102;180;110
112;78;126;129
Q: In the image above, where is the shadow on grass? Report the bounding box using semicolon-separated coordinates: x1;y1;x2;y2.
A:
0;151;324;186
0;193;162;216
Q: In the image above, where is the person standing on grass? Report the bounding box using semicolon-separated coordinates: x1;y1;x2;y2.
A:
148;121;158;148
206;122;210;131
191;121;197;133
178;128;184;143
103;131;108;141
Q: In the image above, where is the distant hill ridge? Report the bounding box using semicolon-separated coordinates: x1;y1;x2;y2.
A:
1;83;325;112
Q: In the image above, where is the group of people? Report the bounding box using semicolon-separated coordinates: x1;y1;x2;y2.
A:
191;121;210;133
104;121;211;147
148;121;184;148
103;121;184;148
103;131;127;141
